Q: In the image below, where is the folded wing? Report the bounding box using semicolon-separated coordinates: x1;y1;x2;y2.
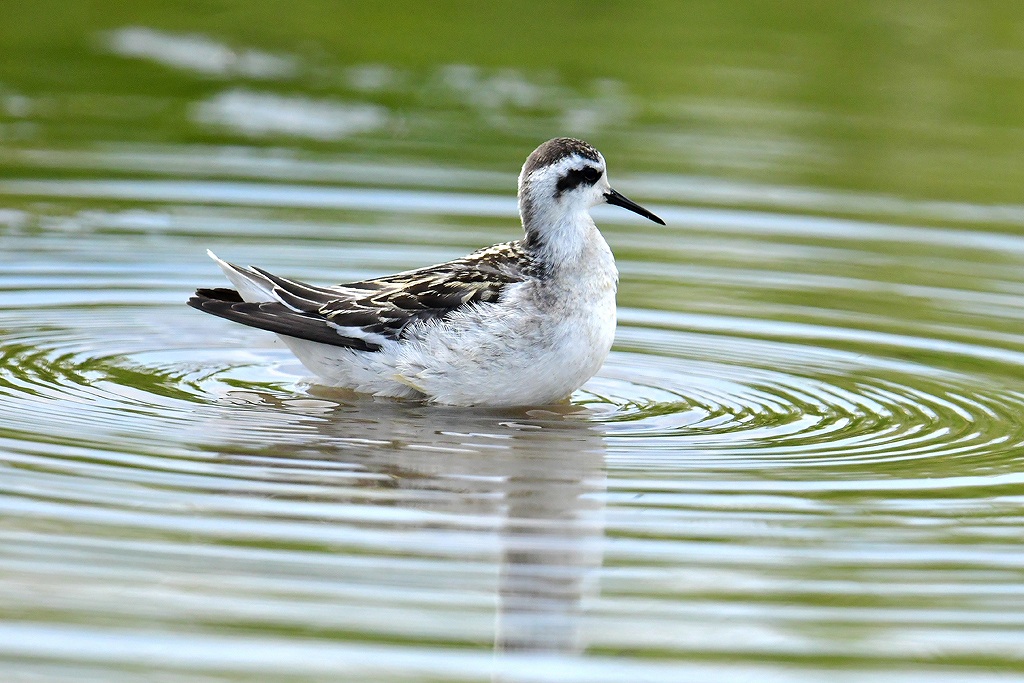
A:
187;243;532;352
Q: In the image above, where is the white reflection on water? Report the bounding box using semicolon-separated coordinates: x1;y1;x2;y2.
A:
198;393;608;677
12;144;1024;227
193;89;389;140
103;26;299;79
97;26;636;137
7;177;1024;255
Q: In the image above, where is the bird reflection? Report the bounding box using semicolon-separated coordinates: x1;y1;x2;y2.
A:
202;388;607;672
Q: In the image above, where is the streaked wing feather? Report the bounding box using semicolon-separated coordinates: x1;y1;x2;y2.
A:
250;266;339;305
319;242;531;340
190;241;533;351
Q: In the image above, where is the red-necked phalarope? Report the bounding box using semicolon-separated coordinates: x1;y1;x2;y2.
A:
188;137;665;406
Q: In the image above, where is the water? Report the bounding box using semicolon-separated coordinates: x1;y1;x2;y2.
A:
3;5;1024;682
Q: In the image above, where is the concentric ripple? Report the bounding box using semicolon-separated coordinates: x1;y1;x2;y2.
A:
588;323;1024;474
3;184;1024;680
7;288;1024;480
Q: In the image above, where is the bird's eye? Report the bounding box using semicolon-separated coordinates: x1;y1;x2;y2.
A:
582;167;601;182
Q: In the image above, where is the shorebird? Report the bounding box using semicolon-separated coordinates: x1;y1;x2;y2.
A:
188;137;664;406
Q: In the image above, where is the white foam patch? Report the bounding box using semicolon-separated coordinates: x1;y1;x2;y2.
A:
345;64;402;92
103;26;299;80
192;89;388;140
432;65;634;134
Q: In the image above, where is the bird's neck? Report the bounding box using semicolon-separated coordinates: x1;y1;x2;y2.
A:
521;205;616;283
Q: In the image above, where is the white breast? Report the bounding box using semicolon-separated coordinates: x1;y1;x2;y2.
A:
395;226;619;406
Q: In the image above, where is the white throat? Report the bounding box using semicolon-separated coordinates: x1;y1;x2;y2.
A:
522;203;603;269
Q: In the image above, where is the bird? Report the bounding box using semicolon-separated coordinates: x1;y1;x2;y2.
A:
188;137;665;407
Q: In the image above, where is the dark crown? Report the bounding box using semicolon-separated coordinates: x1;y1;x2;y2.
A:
521;137;601;178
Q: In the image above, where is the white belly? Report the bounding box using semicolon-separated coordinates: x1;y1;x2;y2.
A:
399;294;615;406
377;252;618;407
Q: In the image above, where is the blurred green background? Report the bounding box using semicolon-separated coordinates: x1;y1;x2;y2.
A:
3;1;1023;205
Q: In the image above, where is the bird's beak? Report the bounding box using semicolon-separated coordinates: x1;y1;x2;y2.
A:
604;189;665;225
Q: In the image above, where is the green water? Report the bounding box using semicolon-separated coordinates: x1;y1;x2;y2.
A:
1;3;1024;681
5;2;1024;201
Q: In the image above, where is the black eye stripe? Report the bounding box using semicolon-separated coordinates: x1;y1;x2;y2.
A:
554;166;602;197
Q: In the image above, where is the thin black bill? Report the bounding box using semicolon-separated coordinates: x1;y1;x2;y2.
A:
604;189;665;225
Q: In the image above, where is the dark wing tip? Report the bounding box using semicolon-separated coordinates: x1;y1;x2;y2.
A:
188;287;243;314
187;288;239;318
194;287;244;303
187;288;382;352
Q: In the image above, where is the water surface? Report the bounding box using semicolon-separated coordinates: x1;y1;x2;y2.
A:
2;5;1024;682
